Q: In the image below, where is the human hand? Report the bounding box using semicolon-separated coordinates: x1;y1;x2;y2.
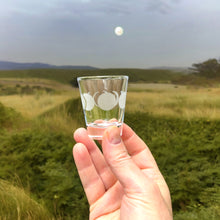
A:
73;124;172;220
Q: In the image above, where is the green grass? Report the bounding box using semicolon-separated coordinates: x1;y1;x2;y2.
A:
125;112;220;214
174;205;220;220
1;97;220;219
0;128;88;219
0;73;220;219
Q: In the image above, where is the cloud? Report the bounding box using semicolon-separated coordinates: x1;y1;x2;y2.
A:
74;0;182;16
1;0;181;21
81;0;91;3
55;0;132;17
146;0;182;14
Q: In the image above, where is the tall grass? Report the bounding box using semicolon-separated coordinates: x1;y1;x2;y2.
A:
127;86;220;120
0;179;52;220
0;92;78;118
33;104;81;136
1;84;220;120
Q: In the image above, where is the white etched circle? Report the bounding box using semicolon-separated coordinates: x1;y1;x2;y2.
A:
97;91;118;111
80;94;86;109
82;93;94;111
119;91;126;109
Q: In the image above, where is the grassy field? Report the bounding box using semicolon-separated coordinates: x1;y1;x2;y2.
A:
127;84;220;120
0;78;78;118
0;73;220;219
1;80;220;120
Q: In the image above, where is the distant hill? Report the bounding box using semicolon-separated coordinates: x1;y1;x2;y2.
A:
150;66;191;74
0;61;98;70
0;68;183;86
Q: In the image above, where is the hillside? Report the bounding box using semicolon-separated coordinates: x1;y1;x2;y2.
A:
0;68;182;85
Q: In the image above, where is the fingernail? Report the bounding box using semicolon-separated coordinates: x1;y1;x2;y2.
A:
106;126;121;145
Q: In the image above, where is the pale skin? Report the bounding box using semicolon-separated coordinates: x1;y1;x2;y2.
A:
73;124;173;220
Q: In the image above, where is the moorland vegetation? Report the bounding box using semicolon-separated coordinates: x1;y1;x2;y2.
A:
0;58;220;219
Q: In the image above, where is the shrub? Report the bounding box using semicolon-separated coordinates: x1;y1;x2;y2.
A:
125;113;220;213
0;102;21;129
0;129;88;219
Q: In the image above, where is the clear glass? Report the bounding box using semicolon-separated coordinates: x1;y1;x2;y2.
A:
77;75;129;140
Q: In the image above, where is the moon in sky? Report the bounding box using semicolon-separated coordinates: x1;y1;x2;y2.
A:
114;26;124;36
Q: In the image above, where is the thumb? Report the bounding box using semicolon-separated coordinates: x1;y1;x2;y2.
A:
102;126;148;193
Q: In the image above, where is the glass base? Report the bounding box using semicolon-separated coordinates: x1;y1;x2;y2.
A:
87;121;122;140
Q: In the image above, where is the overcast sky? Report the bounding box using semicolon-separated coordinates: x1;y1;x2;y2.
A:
1;0;220;68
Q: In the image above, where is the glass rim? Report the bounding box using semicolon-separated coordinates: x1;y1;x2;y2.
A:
77;75;128;81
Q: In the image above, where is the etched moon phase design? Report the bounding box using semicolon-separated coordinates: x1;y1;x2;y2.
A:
119;91;126;109
97;91;119;111
81;90;125;111
81;93;95;111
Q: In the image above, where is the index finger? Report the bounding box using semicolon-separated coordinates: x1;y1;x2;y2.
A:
73;143;105;205
74;128;117;189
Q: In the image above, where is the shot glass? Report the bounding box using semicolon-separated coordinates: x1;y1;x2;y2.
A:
77;75;128;140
